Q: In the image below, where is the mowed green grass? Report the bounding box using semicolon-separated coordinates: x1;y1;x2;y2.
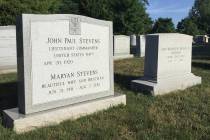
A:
0;58;209;140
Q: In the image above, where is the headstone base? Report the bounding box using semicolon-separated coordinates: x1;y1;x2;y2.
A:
3;93;126;134
131;74;201;95
114;54;134;60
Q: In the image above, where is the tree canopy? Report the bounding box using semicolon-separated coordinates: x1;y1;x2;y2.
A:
177;18;200;36
0;0;152;35
151;18;175;33
1;0;210;36
0;0;60;25
60;0;152;35
177;0;210;35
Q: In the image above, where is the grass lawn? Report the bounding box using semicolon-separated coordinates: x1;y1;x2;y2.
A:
0;58;210;140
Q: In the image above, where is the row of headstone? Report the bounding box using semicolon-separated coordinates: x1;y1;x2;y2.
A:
0;26;17;73
2;14;202;133
0;30;145;73
2;29;207;75
113;34;146;60
194;35;209;46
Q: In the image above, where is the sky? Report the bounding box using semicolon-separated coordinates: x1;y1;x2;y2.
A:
146;0;195;26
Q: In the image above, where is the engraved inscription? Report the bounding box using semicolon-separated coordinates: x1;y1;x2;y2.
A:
161;47;190;63
31;20;110;105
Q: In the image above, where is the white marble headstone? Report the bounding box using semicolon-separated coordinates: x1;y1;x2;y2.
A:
114;35;133;60
16;14;115;114
130;34;136;46
3;14;126;133
132;33;201;95
0;26;17;73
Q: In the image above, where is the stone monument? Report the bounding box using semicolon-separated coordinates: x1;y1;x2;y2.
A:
135;35;146;57
3;14;126;133
113;35;133;60
0;26;17;73
131;33;201;95
130;34;136;47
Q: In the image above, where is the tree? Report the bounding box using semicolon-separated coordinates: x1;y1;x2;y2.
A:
189;0;210;34
109;0;152;35
57;0;152;35
0;0;152;35
177;18;200;36
0;0;61;26
0;0;26;25
78;0;112;20
58;0;79;14
151;18;175;33
177;0;210;35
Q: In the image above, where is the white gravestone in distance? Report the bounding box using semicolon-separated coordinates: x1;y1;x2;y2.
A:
114;35;133;60
136;35;146;57
131;33;201;95
3;14;126;133
130;34;136;46
0;26;17;73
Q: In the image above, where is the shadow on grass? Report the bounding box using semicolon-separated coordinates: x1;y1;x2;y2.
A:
192;56;210;60
114;73;152;96
192;62;210;70
114;73;138;90
0;82;17;113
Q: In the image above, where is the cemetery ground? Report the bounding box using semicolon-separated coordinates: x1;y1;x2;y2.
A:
0;58;209;140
